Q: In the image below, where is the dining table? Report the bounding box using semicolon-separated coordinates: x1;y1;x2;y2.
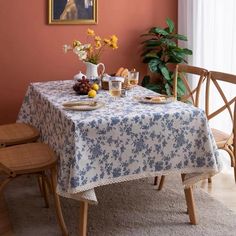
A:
18;79;222;235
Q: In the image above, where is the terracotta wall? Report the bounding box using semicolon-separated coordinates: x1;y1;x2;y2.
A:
0;0;177;124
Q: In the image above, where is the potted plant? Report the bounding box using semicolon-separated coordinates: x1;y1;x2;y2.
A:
141;18;192;97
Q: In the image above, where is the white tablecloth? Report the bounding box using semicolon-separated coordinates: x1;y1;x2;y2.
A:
18;80;222;203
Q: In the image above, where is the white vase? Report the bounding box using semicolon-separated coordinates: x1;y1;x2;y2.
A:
84;61;105;79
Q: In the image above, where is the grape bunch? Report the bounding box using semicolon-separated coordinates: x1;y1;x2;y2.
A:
73;76;91;95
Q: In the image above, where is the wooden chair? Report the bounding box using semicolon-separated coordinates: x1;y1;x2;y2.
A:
206;71;236;182
0;123;39;147
154;64;208;188
0;143;68;236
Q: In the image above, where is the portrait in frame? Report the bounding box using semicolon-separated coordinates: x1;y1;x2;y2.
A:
49;0;98;24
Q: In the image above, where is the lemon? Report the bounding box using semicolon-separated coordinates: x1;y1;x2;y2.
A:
88;89;97;98
92;83;99;91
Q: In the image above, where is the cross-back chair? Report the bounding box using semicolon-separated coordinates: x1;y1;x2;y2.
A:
154;64;208;188
206;71;236;182
0;143;68;236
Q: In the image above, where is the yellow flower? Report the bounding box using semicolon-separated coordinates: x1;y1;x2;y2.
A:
64;30;118;65
104;38;111;45
87;28;95;36
95;36;101;41
111;42;118;49
95;40;102;49
73;40;81;47
110;35;118;43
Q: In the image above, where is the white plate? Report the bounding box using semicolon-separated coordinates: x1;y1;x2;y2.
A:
62;101;105;111
133;96;174;104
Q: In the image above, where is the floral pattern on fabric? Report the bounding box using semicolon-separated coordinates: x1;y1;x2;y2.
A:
18;80;221;202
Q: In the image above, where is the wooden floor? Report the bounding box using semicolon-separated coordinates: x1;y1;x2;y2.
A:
0;171;235;235
200;169;236;213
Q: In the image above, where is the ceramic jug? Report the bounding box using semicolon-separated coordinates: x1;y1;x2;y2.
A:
84;61;105;79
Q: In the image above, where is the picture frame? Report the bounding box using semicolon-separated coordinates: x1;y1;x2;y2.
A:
49;0;98;25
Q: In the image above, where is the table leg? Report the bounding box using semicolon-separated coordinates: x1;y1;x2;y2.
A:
184;187;198;225
79;201;88;236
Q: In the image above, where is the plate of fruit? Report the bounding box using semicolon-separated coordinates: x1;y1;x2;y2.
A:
73;76;99;98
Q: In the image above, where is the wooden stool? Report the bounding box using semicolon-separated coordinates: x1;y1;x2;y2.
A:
0;123;39;147
0;143;68;236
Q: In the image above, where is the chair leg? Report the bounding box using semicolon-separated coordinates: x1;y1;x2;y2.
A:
0;193;13;235
38;175;43;196
50;167;68;236
184;187;198;225
158;176;165;191
154;176;158;186
79;201;89;236
41;174;49;208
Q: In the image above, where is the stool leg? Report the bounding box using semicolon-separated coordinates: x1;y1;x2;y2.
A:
50;167;68;236
79;201;88;236
154;176;158;186
158;176;165;191
41;174;49;208
38;175;43;195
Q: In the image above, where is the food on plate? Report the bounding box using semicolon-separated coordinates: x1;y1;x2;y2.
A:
150;96;166;102
144;96;167;102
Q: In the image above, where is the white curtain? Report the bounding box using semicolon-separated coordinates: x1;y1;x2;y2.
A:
178;0;236;134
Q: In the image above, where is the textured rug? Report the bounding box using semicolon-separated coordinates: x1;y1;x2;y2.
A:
4;175;236;236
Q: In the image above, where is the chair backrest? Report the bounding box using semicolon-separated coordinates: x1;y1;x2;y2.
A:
173;64;208;107
206;71;236;144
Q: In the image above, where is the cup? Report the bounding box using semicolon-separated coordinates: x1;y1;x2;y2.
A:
109;79;122;97
128;71;139;85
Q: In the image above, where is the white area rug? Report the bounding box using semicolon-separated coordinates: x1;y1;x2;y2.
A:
5;175;236;236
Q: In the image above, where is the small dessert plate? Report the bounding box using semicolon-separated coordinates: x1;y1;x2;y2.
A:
133;96;174;104
62;100;105;111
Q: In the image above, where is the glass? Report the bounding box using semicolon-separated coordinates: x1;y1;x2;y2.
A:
109;80;122;97
128;71;139;85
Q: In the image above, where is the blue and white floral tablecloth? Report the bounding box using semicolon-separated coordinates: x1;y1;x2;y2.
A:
18;80;222;203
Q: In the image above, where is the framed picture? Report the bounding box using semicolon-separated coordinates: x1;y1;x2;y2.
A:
49;0;98;24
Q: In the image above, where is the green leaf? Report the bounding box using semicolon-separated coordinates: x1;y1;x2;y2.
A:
159;38;176;47
158;64;171;81
142;39;162;47
168;50;185;63
166;18;175;33
182;48;192;55
177;78;186;96
143;53;161;64
165;83;172;95
149;27;169;36
167;34;188;41
148;59;160;73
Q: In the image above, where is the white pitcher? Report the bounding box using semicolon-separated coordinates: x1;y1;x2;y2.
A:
84;61;105;79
